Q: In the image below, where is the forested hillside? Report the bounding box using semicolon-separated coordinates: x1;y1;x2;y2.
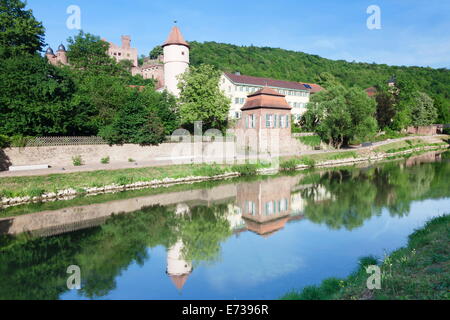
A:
189;41;450;102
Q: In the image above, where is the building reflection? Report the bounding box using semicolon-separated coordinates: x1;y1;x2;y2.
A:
237;177;292;237
166;239;193;291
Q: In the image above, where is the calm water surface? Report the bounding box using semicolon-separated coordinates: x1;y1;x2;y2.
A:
0;151;449;300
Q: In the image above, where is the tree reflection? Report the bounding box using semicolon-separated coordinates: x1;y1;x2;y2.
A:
299;157;449;230
0;202;232;299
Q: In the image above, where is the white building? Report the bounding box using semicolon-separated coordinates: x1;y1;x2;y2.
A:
219;72;323;121
162;26;190;97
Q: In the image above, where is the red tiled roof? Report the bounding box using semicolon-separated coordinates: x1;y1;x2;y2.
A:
365;86;377;97
225;72;309;91
303;82;324;94
169;274;190;290
162;26;189;48
241;87;291;111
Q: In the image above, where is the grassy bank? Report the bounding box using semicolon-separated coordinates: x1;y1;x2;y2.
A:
0;162;268;200
1;136;449;201
281;214;450;300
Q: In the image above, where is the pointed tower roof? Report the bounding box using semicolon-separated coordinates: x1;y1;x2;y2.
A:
169;273;191;290
241;87;291;111
162;26;189;48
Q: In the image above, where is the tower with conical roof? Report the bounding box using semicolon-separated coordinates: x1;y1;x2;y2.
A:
162;25;190;97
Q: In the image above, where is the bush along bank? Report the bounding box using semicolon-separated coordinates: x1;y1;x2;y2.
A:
281;214;450;300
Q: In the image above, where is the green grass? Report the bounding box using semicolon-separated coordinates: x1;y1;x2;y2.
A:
0;162;272;199
281;214;450;300
297;135;322;147
280;151;359;171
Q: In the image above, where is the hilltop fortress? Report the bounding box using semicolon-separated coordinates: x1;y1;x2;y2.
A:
46;26;322;119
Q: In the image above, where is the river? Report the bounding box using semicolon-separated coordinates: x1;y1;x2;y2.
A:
0;150;449;300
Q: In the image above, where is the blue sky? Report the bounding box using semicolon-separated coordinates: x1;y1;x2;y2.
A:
28;0;450;68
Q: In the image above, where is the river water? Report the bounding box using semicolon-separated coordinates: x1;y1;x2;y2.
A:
0;151;449;300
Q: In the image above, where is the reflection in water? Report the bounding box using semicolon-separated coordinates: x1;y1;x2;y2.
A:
0;151;449;300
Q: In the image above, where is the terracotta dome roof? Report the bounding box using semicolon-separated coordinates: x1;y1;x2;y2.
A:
162;26;189;48
241;87;291;111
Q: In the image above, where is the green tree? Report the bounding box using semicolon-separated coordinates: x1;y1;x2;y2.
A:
139;88;180;135
178;64;231;132
99;91;166;146
390;76;416;130
302;85;378;148
149;45;163;59
0;55;76;136
374;83;397;129
0;0;45;58
66;31;128;76
433;96;450;124
410;92;438;126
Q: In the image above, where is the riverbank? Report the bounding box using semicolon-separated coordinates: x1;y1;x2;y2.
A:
1;137;449;208
281;214;450;300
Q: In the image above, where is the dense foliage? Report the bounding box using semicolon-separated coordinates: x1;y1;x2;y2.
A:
0;0;179;144
189;41;450;126
301;84;378;148
178;64;231;132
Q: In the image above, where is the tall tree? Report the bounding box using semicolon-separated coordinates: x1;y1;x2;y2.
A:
0;0;45;58
410;92;438;126
66;31;128;76
302;85;378;148
178;64;231;132
0;54;75;136
374;83;397;130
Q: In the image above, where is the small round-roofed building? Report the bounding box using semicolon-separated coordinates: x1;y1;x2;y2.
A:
238;87;293;154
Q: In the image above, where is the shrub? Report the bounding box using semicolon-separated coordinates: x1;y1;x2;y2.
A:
0;135;11;148
280;159;300;171
10;135;33;147
72;155;83;166
101;156;110;164
27;188;46;197
231;164;259;176
298;135;322;147
128;158;135;163
114;175;134;186
193;164;226;177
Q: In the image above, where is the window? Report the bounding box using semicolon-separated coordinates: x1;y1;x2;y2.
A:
240;98;245;104
250;114;256;128
266;114;273;128
280;115;286;127
246;201;256;215
286;115;290;128
240;86;244;92
265;202;274;215
246;114;256;128
245;86;249;92
235;98;239;104
228;86;231;92
235;111;241;119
